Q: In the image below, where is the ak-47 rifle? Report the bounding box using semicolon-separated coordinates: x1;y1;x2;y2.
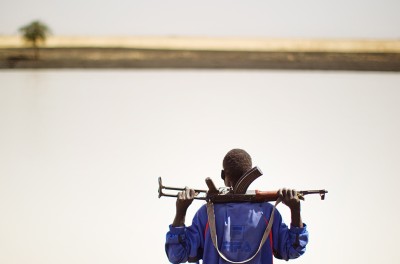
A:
158;167;328;203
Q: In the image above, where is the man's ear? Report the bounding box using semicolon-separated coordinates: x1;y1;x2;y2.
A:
221;170;225;180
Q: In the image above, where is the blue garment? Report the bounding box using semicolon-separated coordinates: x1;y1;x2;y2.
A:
165;202;308;264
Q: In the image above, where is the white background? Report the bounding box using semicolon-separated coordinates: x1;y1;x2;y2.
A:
0;70;399;263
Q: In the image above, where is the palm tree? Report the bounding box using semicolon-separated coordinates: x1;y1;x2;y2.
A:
19;20;51;60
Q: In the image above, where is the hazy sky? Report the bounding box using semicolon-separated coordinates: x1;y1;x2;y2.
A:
1;70;400;264
1;0;399;38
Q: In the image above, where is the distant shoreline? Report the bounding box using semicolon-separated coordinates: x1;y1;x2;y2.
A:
1;36;400;71
2;36;400;52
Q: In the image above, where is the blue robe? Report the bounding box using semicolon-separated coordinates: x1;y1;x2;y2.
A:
165;202;308;264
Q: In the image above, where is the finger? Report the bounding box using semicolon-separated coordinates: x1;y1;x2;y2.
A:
292;189;298;199
185;188;191;199
288;189;294;200
281;188;288;198
279;188;287;204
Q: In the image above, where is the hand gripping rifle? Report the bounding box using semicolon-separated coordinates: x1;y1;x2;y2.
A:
158;166;328;203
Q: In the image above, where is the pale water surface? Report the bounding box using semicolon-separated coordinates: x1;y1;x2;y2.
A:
1;70;399;264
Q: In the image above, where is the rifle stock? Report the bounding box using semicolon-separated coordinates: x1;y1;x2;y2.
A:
207;189;327;203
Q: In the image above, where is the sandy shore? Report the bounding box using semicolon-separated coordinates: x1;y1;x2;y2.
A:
2;36;400;52
1;36;400;71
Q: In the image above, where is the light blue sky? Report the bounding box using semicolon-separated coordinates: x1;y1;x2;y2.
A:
1;0;399;38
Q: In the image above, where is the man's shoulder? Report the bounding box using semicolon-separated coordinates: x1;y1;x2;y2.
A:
195;203;208;216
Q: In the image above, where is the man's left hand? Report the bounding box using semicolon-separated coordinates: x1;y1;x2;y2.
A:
278;188;301;211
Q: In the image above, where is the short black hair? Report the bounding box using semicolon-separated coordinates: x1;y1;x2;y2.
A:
223;149;252;182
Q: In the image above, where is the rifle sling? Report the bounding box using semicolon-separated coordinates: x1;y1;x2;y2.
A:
206;198;282;264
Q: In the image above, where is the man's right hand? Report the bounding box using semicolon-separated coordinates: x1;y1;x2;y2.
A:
172;187;195;227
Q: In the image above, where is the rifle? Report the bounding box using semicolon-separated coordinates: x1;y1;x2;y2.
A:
158;167;328;203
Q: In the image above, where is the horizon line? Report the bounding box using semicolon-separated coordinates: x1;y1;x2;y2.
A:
1;35;400;53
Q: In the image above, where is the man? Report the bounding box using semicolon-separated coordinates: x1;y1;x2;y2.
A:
165;149;308;264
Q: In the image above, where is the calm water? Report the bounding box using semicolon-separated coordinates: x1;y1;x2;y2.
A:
1;69;399;264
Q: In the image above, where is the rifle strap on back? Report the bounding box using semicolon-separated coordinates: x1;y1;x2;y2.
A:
206;199;282;264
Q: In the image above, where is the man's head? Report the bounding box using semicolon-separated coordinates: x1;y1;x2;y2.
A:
222;149;252;187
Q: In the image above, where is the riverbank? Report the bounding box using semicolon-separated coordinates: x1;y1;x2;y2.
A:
1;36;399;71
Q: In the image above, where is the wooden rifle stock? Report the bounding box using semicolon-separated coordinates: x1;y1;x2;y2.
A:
255;190;280;201
207;189;327;203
